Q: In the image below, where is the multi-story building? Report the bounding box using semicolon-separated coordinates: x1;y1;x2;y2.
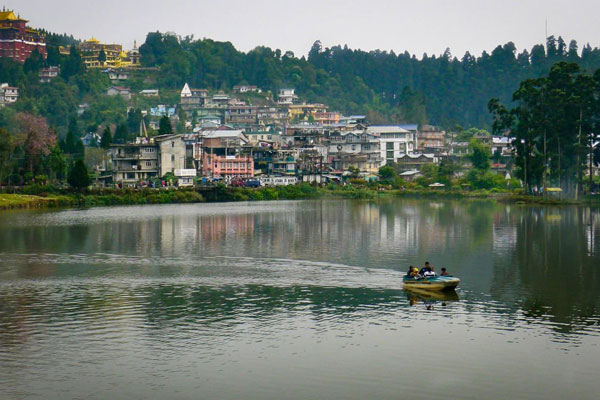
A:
0;83;18;105
195;129;254;178
225;105;257;124
110;140;159;185
180;83;208;111
277;88;297;105
367;125;416;165
288;103;328;121
78;38;140;69
233;85;261;93
39;66;60;83
417;125;445;152
0;9;46;62
108;134;189;186
328;130;382;172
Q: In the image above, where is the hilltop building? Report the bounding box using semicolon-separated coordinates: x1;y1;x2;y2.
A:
76;38;141;69
0;8;46;62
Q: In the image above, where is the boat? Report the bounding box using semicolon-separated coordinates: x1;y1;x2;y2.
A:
402;275;460;291
404;287;460;302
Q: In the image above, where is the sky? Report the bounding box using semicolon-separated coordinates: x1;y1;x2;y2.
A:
3;0;600;59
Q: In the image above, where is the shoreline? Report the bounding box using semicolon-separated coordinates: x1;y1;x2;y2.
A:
1;185;598;211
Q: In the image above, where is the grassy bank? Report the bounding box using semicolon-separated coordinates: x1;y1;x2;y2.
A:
1;184;599;211
0;193;73;210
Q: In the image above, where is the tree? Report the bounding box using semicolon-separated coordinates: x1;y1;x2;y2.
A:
68;159;91;189
62;45;84;80
0;128;14;185
378;165;396;181
127;108;143;133
100;126;112;149
158;115;173;135
113;123;129;143
47;145;68;181
98;49;106;66
467;139;491;170
16;113;56;173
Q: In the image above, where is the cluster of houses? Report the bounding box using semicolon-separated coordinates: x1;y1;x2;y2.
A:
97;82;517;187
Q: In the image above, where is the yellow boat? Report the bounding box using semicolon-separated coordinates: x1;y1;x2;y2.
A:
402;275;460;291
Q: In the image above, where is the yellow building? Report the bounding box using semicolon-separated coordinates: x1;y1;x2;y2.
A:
288;103;328;121
61;38;141;69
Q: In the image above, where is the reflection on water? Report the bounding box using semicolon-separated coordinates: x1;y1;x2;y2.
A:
1;199;600;399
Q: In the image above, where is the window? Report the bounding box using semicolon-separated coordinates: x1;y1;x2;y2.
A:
386;151;394;160
171;141;175;148
364;145;370;150
351;145;356;151
145;147;154;153
386;142;394;150
145;161;152;167
171;155;175;162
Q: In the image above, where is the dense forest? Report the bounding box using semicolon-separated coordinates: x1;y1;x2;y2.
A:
139;33;600;128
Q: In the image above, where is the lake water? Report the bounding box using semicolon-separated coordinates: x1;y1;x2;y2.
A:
1;199;600;399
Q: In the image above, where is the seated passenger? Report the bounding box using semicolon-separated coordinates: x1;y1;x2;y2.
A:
407;266;419;278
423;265;436;278
420;261;433;276
440;268;449;276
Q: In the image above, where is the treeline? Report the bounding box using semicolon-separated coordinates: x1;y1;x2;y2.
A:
139;33;600;128
490;62;600;198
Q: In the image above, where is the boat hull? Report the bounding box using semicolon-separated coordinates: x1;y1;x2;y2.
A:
402;276;460;291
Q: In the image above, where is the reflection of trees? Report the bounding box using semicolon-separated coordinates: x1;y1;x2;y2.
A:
0;284;405;345
491;206;600;335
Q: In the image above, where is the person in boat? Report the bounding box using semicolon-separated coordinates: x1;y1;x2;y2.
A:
420;261;432;276
423;264;436;278
406;266;419;278
440;268;449;276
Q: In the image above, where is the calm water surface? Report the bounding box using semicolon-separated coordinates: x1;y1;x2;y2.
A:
1;199;600;399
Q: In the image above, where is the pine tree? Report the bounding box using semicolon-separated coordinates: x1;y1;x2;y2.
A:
158;115;173;135
100;126;112;149
68;159;91;189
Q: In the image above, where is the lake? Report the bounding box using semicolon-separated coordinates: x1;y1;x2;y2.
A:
1;198;600;399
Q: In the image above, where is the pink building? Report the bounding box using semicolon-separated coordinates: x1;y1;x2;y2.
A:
202;153;254;178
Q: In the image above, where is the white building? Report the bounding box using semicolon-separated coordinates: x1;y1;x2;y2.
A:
367;125;416;165
277;88;298;105
0;83;18;105
174;168;197;187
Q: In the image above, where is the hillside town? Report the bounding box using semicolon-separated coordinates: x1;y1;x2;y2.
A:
1;7;599;194
0;7;519;189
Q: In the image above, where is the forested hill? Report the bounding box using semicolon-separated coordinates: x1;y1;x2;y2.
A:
140;33;600;129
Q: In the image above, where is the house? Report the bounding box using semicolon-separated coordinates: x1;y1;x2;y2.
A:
233;85;261;93
105;86;131;100
209;92;230;108
156;134;188;177
366;125;416;165
39;66;60;83
105;69;129;81
149;105;175;117
395;153;438;171
174;168;197;187
277;88;298;105
180;83;208;110
109;139;159;186
195;129;253;178
139;89;159;97
0;83;18;105
327;130;382;172
225;105;257;124
417;125;445;151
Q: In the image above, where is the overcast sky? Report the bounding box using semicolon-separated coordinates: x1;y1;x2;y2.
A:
4;0;600;58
